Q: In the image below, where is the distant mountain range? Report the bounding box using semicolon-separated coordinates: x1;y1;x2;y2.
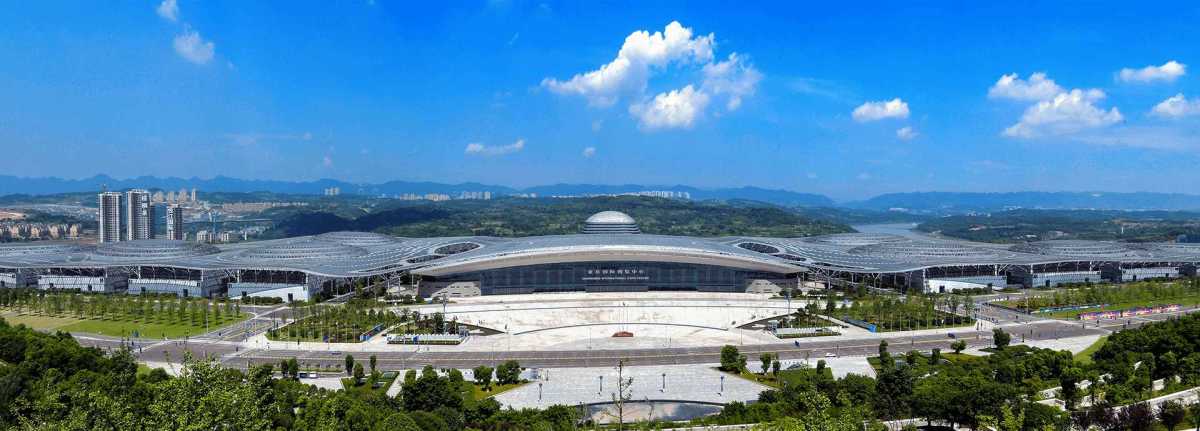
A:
0;175;834;207
846;191;1200;213
4;175;1200;213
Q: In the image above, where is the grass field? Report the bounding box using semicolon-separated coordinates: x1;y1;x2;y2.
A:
0;312;82;331
468;381;527;400
1073;336;1108;365
1;309;248;339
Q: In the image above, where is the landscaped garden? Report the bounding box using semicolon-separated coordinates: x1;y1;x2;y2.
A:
994;278;1200;319
266;301;402;343
840;294;974;332
266;300;468;343
0;288;247;339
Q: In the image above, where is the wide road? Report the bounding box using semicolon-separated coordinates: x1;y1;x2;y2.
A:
75;310;1163;372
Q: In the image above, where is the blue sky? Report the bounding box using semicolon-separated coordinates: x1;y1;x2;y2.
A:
1;1;1198;200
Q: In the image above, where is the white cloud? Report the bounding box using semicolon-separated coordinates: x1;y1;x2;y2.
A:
896;126;918;141
173;28;215;65
856;172;872;180
988;72;1064;101
541;21;713;107
852;98;909;122
629;85;710;130
582;147;596;158
701;53;762;111
590;119;603;132
156;0;179;22
1151;93;1200;118
465;139;526;156
1003;89;1122;138
1118;60;1186;83
322;155;333;167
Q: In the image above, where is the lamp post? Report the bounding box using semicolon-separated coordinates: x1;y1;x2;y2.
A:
661;372;666;392
598;375;603;394
719;375;725;394
538;382;543;402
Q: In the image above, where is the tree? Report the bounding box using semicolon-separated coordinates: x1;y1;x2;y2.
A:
1060;366;1084;411
344;354;355;376
992;328;1011;350
929;348;941;366
496;360;522;385
720;345;742;372
1190;398;1200;431
874;364;915;420
473;365;494;390
1159;400;1187;431
1118;402;1155;431
951;339;967;354
760;352;775;375
369;354;377;374
602;360;634;431
771;359;781;379
352;362;365;383
878;340;892;369
401;366;463;412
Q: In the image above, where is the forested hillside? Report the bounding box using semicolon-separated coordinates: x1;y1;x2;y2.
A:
263;196;854;238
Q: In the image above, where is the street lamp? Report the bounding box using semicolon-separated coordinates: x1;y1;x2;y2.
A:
661;372;666;392
719;375;725;394
598;375;603;394
539;382;543;402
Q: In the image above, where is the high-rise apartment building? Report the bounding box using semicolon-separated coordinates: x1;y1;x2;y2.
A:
125;189;154;241
98;192;122;243
190;188;197;202
166;205;185;241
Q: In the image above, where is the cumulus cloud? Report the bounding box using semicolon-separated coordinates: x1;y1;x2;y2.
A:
896;126;918;141
465;139;526;156
1003;89;1123;138
156;0;179;22
1151;93;1200;118
582;147;596;158
629;85;710;130
988;72;1064;101
542;21;759;130
542;21;714;107
701;53;762;111
1118;60;1186;83
852;98;909;122
173;27;215;65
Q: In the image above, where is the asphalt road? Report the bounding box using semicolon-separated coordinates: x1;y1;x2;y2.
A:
72;298;1194;372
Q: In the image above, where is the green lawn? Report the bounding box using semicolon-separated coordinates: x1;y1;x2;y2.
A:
341;372;399;394
1;311;82;331
2;309;248;339
1074;336;1108;365
467;381;527;400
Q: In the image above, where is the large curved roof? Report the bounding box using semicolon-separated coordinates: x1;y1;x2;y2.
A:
581;210;640;234
3;224;1200;277
586;211;636;225
94;239;220;259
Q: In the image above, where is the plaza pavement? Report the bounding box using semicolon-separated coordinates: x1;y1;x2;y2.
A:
494;363;772;409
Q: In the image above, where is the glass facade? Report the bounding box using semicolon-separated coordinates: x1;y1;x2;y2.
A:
432;260;788;295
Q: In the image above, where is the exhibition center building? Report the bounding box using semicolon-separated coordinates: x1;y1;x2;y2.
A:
2;211;1200;300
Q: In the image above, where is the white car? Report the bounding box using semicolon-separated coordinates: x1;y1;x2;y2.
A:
824;352;837;358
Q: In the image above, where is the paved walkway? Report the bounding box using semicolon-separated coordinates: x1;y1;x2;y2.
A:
494;363;772;409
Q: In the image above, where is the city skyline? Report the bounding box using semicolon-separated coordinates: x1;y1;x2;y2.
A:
1;2;1198;199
